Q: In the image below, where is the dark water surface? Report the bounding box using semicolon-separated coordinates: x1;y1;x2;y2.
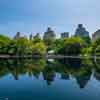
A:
0;58;100;100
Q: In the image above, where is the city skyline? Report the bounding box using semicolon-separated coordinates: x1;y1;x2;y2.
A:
0;0;100;37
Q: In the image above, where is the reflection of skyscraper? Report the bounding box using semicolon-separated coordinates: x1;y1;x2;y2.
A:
12;68;19;80
94;71;100;81
43;71;55;85
61;73;70;80
75;74;91;89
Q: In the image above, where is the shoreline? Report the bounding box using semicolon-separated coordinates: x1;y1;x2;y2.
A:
0;55;100;59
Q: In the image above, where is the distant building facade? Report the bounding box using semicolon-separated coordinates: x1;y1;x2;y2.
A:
61;32;69;38
43;27;56;40
34;33;40;39
14;32;21;39
29;34;33;40
75;24;89;38
92;29;100;41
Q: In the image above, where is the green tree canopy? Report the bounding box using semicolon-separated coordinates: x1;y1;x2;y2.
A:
31;42;47;55
14;37;31;55
91;38;100;55
33;33;42;43
57;37;85;55
0;35;11;54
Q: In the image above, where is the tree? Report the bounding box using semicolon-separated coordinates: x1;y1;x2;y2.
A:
0;35;11;54
14;37;31;55
53;39;64;54
31;42;47;55
82;36;91;47
91;38;100;55
33;33;42;43
57;37;85;55
81;47;92;56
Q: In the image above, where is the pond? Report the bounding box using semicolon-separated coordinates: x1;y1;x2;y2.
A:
0;58;99;100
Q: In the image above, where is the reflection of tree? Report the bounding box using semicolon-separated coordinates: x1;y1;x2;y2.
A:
6;59;27;80
43;61;56;85
70;63;92;89
0;59;46;80
72;58;93;89
74;70;91;89
55;58;92;89
0;58;99;89
92;58;100;81
58;58;82;68
0;60;9;78
93;59;100;81
25;59;46;78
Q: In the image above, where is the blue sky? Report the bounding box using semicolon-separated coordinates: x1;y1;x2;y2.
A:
0;0;100;37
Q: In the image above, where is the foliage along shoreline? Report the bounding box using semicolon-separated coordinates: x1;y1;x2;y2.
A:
0;31;100;57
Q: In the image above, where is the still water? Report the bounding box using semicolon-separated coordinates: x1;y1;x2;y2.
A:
0;58;100;100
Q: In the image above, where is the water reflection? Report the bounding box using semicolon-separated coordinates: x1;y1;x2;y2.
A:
0;58;100;89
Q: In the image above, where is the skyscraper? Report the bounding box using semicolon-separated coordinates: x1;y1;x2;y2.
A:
92;29;100;41
43;27;56;40
61;32;69;38
75;24;89;38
